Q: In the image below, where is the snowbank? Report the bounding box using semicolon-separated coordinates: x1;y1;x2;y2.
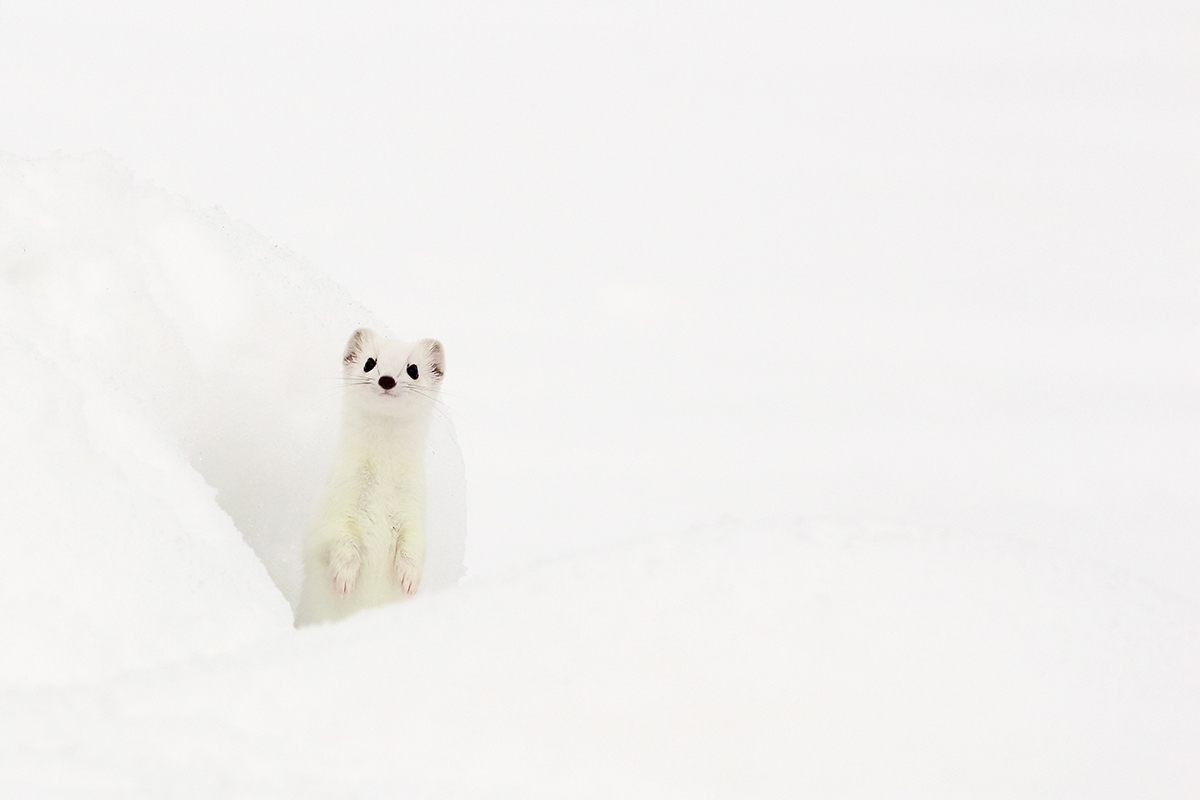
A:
0;154;1195;797
1;524;1196;797
0;153;466;685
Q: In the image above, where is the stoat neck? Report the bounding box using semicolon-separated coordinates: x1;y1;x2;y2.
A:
338;405;432;466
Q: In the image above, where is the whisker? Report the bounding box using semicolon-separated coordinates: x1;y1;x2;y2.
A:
321;376;462;428
393;385;459;428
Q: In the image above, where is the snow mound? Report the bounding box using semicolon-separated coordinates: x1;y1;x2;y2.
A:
0;153;466;685
1;525;1196;797
0;153;1194;796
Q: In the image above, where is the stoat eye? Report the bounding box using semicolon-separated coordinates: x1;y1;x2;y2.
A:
407;364;419;380
363;358;376;372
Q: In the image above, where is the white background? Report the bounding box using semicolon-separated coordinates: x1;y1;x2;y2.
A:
1;0;1195;597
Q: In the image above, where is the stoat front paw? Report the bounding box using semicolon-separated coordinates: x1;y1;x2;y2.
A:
394;553;422;596
330;551;361;595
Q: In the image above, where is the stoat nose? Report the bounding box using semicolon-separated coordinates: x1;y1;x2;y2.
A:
378;376;396;390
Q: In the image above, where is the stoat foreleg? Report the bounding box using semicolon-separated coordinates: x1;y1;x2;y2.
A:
328;528;362;595
393;521;425;596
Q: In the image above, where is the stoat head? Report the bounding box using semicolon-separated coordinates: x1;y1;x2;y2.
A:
341;328;445;419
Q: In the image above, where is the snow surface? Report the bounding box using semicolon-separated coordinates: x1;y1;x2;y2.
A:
0;155;1196;796
1;1;1198;796
1;520;1197;797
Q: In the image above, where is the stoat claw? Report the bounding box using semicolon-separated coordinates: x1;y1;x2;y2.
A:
330;554;361;595
395;555;422;596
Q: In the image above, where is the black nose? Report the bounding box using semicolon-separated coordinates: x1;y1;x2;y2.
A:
378;376;396;390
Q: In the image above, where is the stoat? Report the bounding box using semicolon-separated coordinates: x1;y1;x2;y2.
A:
295;328;445;625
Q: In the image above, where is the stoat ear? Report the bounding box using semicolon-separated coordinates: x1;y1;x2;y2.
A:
417;338;445;382
343;328;373;365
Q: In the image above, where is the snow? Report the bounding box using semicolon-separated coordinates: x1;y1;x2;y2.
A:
1;523;1196;797
0;1;1198;796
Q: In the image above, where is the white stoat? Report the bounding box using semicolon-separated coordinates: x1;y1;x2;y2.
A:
295;327;446;626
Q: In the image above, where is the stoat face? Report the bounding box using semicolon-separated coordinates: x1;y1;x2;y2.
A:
341;327;445;419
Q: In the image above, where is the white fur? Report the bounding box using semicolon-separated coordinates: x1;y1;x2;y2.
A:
295;328;445;626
